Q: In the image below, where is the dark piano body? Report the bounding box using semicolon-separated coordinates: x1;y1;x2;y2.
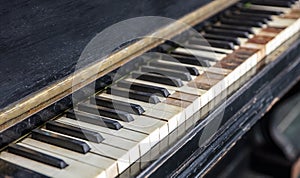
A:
1;0;300;177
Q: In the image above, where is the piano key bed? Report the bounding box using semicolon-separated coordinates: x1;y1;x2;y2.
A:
1;0;300;177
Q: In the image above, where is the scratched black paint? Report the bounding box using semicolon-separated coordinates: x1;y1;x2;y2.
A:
0;0;211;109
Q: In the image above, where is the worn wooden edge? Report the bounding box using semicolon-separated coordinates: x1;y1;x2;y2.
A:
0;0;239;131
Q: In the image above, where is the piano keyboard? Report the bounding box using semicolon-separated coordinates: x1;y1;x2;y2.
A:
1;1;300;177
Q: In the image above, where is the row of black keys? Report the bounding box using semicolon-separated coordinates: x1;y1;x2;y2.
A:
159;2;294;53
0;66;198;171
0;56;210;170
185;1;297;50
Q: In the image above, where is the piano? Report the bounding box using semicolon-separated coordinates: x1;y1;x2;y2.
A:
0;0;300;177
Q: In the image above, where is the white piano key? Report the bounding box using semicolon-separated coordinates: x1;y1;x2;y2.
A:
174;47;226;61
183;43;234;54
237;37;250;44
168;91;200;118
266;17;300;54
21;138;118;178
269;16;296;28
247;4;291;13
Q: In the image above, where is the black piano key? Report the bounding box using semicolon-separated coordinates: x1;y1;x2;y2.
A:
107;86;160;104
232;11;273;21
131;72;184;87
189;38;235;49
78;102;135;122
149;61;199;76
206;39;236;50
203;34;241;45
45;121;104;143
31;129;91;154
212;24;255;34
168;53;211;67
167;40;227;54
220;18;264;28
205;28;250;38
141;66;192;81
90;95;145;115
116;80;170;97
7;144;68;169
223;13;269;24
239;7;283;15
66;110;122;130
0;159;50;178
250;0;292;7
